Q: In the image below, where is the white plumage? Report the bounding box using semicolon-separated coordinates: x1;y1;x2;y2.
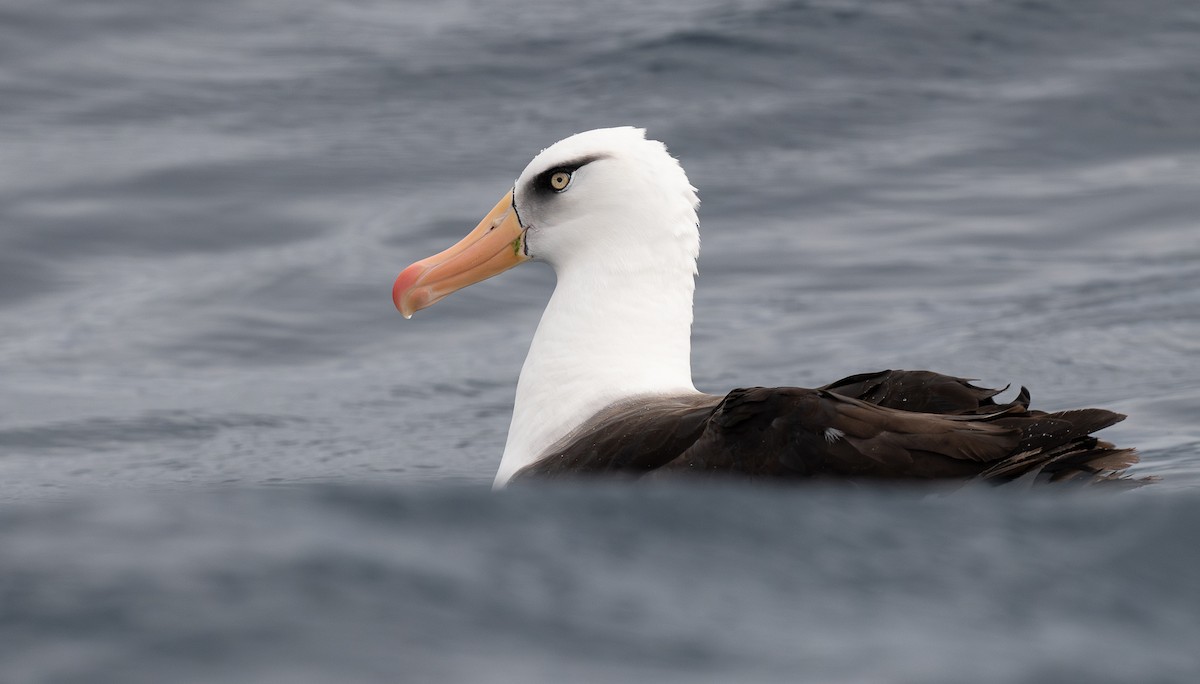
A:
496;128;703;486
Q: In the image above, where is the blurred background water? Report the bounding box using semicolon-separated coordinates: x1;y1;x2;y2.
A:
1;0;1198;681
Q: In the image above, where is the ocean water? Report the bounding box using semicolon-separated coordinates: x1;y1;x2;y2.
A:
2;0;1199;681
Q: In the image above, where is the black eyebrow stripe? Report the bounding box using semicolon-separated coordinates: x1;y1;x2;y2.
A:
531;154;609;190
514;153;609;234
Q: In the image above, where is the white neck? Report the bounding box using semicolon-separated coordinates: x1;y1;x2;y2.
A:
493;235;700;487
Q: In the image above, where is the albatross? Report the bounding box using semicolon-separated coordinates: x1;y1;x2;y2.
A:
392;127;1140;488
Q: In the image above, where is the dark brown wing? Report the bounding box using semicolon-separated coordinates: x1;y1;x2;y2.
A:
654;387;1012;479
513;394;722;480
656;386;1139;483
820;369;1025;415
513;372;1143;485
819;369;1143;483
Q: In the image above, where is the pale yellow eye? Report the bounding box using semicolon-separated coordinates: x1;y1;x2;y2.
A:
549;170;572;191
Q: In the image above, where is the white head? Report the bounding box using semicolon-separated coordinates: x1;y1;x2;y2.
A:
392;127;700;317
392;128;704;486
513;127;700;277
